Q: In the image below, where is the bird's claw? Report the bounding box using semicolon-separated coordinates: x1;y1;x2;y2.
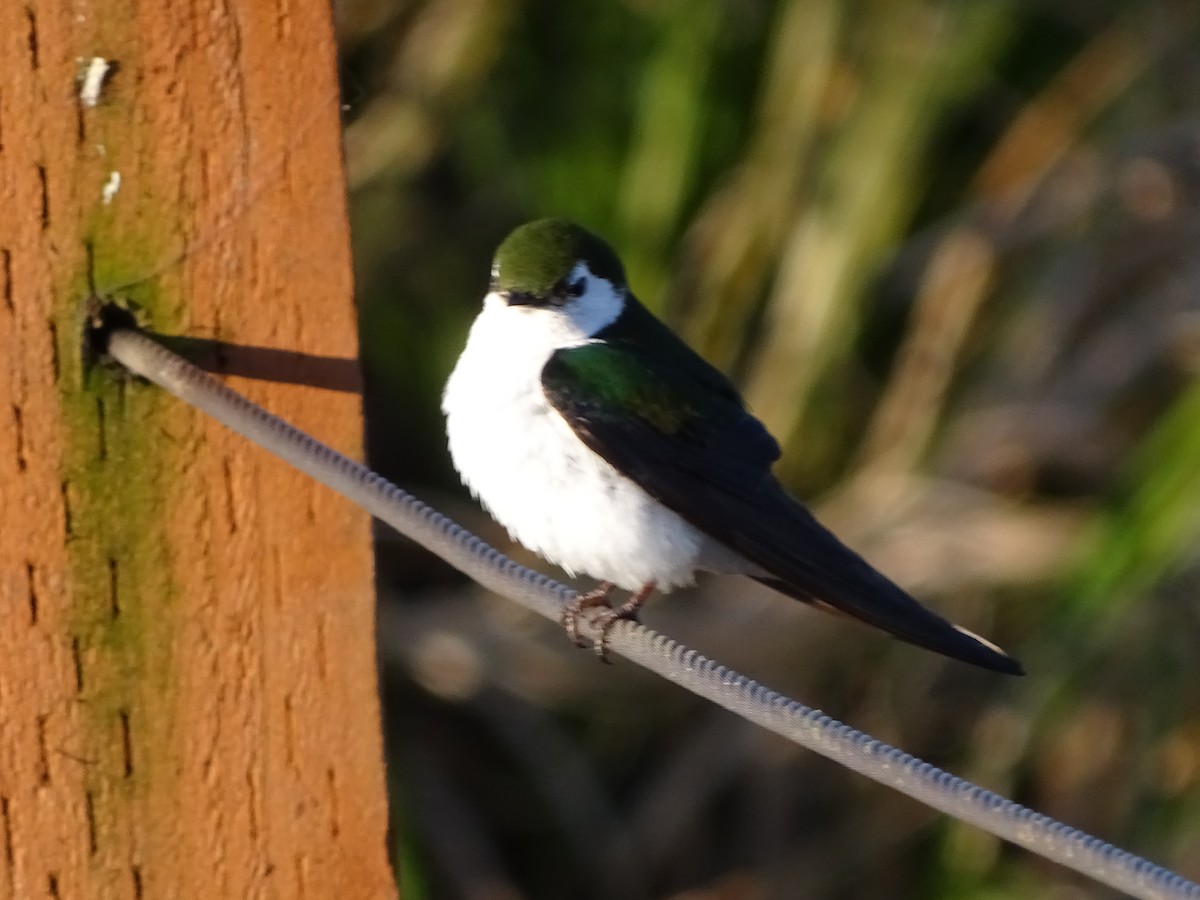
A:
561;581;654;662
562;605;588;648
586;607;638;663
562;581;615;648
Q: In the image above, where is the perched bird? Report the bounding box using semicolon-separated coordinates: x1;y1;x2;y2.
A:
443;218;1022;674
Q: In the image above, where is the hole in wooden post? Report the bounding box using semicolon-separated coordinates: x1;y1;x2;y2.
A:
36;167;48;229
271;545;285;611
95;398;107;462
47;320;60;383
70;637;84;694
1;796;14;867
81;299;136;364
25;9;38;70
326;767;340;838
10;406;24;473
119;709;133;777
1;248;12;313
283;693;296;766
107;557;119;618
84;791;97;855
35;715;50;785
25;561;37;626
245;772;259;840
221;458;238;535
84;241;97;294
60;480;72;537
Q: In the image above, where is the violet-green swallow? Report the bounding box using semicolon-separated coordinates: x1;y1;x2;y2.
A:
442;219;1022;675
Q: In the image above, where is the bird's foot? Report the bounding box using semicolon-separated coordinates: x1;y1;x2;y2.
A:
565;581;655;663
563;582;615;647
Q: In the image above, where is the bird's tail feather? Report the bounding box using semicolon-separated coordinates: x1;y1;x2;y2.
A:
739;487;1024;675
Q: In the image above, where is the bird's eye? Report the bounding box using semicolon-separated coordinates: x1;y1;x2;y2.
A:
549;276;586;306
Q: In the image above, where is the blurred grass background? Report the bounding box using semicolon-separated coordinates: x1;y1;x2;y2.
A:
333;1;1200;897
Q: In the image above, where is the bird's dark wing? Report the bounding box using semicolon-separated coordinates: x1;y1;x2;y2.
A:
542;305;1021;675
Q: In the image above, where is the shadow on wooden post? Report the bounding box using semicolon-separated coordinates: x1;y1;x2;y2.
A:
0;2;397;898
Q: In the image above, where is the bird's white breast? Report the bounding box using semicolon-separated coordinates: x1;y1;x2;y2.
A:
442;292;718;591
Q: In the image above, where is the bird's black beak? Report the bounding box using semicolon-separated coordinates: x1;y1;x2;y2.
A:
503;291;539;307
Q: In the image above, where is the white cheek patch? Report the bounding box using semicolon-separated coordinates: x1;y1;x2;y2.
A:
561;262;623;338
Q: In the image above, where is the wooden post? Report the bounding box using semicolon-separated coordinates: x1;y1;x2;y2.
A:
0;2;397;898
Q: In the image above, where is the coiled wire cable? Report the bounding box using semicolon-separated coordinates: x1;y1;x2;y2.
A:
104;325;1199;900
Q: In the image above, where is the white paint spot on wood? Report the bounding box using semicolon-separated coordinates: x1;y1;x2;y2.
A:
102;171;121;205
79;57;111;108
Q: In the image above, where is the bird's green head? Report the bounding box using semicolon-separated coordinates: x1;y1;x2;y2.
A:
491;219;627;305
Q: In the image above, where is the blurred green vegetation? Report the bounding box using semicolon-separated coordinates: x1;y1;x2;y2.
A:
336;1;1200;897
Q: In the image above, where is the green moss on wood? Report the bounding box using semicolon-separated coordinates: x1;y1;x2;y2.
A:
59;271;180;796
56;124;187;844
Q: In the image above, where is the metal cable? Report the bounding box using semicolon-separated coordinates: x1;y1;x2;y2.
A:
105;326;1199;900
